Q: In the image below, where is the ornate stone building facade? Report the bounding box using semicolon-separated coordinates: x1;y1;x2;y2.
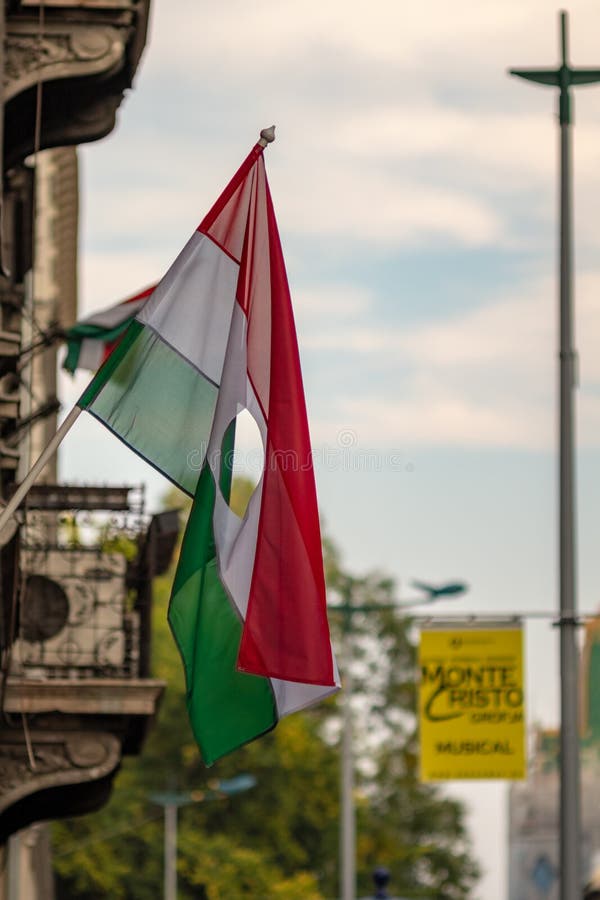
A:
0;3;173;896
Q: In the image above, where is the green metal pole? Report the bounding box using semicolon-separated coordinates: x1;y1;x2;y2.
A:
164;803;177;900
509;11;600;897
557;16;581;900
340;580;356;900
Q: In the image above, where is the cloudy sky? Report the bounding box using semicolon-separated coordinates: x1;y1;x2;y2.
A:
56;2;600;897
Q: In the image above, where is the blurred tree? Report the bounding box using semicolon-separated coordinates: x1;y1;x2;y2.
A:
52;481;478;899
326;552;478;899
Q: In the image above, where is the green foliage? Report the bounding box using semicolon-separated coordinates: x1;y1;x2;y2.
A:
162;475;256;521
98;530;139;562
58;514;82;548
327;566;479;899
52;500;478;900
178;824;325;898
56;512;140;559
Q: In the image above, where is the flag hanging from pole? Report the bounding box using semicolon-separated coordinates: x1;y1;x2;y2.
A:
76;134;339;763
63;285;155;374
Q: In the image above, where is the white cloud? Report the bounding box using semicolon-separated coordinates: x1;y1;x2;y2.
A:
78;250;168;314
295;285;371;320
330;392;549;450
76;0;600;454
76;0;600;263
280;161;502;246
146;0;599;74
334;108;560;183
87;0;591;258
82;137;503;251
304;270;600;450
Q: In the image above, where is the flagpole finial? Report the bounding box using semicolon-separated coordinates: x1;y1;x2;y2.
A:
259;126;276;147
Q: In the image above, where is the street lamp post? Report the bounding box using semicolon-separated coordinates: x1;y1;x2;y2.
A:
339;580;356;900
332;577;468;900
149;791;190;900
150;774;257;900
510;13;600;898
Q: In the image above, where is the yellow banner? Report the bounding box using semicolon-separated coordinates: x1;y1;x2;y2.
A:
419;626;526;781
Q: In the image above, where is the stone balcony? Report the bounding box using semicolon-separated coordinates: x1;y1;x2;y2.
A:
0;677;164;842
0;484;177;842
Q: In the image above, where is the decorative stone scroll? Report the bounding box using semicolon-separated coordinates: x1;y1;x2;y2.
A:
2;1;150;168
0;730;121;840
0;731;120;802
4;27;126;102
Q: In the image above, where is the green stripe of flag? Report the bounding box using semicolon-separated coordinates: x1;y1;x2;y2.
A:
79;321;218;496
169;440;276;765
64;319;134;375
79;320;143;406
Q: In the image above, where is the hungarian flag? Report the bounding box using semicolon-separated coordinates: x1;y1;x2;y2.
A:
63;286;155;374
77;139;339;763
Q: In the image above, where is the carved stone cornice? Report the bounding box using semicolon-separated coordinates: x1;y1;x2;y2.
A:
17;1;136;10
0;730;120;802
3;0;151;169
3;677;165;755
0;678;164;840
3;677;166;718
4;24;126;102
0;729;121;842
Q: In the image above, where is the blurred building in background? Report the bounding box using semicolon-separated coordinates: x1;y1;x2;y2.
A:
508;618;600;900
0;3;179;898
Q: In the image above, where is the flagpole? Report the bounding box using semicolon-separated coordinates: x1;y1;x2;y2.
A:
0;127;278;537
258;126;276;148
0;405;81;532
